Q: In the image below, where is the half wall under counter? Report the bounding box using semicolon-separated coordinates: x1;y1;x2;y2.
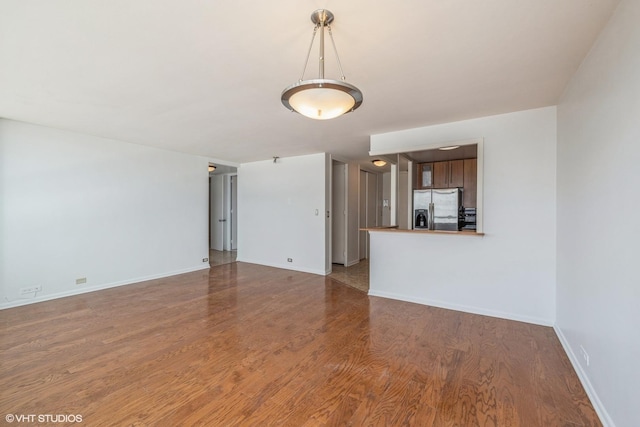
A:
365;228;554;326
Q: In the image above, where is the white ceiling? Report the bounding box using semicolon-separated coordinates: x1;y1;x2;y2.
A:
0;1;619;165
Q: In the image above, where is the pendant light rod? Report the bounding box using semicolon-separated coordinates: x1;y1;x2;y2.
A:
311;10;334;80
319;15;325;79
327;26;347;81
299;26;318;81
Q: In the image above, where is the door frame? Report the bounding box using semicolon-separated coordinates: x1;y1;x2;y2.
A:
331;160;347;266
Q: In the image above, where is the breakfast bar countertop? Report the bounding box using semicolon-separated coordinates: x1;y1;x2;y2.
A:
361;226;484;236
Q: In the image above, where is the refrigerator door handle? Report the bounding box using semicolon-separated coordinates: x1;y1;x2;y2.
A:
428;202;434;230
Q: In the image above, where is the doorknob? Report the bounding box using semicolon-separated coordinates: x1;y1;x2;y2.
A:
218;219;227;222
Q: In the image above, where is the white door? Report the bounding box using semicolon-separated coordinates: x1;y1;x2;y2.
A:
210;174;225;251
230;175;238;251
398;171;409;230
367;172;378;229
358;170;380;259
332;162;346;264
359;170;367;260
366;172;378;258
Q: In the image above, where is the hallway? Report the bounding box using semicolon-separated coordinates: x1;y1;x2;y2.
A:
209;249;236;267
329;260;369;293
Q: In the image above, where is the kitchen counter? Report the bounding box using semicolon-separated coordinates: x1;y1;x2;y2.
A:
361;226;483;236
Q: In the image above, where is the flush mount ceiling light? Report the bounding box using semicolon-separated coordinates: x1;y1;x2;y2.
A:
208;165;216;172
372;159;387;167
281;9;363;120
438;145;460;151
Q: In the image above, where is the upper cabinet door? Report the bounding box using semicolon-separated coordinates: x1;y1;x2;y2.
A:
416;163;433;188
463;158;477;208
433;161;448;188
449;160;464;188
433;160;464;188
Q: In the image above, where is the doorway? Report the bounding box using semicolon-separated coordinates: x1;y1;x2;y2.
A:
359;170;381;260
331;160;347;266
209;165;238;266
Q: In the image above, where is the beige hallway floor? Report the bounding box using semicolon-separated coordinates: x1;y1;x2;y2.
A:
328;259;369;293
209;249;237;267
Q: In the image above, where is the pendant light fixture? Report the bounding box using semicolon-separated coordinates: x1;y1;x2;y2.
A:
281;9;363;120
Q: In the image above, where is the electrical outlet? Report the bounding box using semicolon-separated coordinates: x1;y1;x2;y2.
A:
579;345;590;366
287;258;293;263
20;285;42;295
76;277;87;285
202;258;209;262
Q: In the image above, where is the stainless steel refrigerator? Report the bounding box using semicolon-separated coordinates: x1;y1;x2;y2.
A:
413;188;461;231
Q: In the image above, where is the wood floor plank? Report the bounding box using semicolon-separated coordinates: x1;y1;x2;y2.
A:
0;262;601;426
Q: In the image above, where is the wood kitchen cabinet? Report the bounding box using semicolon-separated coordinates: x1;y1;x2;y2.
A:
415;162;434;188
433;160;464;188
463;158;477;208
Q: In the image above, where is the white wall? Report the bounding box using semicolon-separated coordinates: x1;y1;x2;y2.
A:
368;107;557;325
0;119;210;308
556;1;639;426
236;153;328;275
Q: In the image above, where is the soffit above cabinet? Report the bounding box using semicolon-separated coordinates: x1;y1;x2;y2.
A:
405;145;478;163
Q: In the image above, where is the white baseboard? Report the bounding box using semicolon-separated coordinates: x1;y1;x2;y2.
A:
235;258;327;276
367;289;554;326
344;258;361;267
553;326;614;427
0;264;210;310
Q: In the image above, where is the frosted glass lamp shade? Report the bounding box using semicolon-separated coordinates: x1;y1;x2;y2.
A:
282;79;363;120
289;88;354;120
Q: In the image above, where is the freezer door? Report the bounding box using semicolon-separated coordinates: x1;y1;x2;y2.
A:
413;190;431;210
413;190;432;229
432;189;460;231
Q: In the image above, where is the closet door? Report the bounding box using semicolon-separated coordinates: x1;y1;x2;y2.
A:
359;171;367;259
358;170;381;259
332;162;346;265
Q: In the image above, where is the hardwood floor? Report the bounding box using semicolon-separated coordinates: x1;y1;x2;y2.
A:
0;263;600;426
